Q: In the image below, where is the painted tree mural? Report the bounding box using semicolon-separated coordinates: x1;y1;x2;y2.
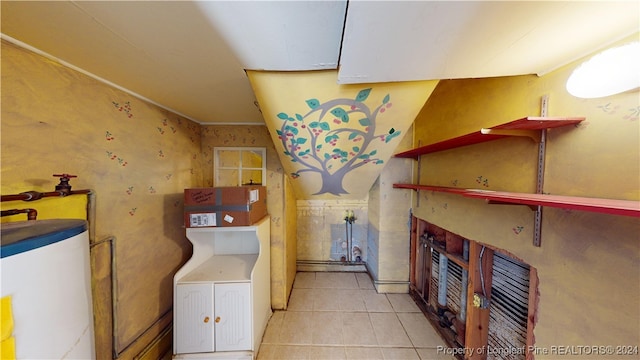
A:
276;88;401;195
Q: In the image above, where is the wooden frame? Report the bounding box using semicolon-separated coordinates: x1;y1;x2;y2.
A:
409;217;540;360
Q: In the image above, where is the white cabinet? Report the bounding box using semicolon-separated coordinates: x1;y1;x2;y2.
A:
173;216;271;359
214;283;252;351
176;283;214;353
175;283;252;354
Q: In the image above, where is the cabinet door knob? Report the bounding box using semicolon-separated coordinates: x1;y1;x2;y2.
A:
215;316;221;323
203;316;210;323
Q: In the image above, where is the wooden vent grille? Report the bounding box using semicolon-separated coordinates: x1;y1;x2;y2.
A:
429;249;440;309
428;248;464;315
488;252;530;360
446;259;463;314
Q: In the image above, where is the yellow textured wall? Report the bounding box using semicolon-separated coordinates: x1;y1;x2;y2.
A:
296;198;368;262
1;40;200;358
199;125;294;309
412;35;639;355
284;176;298;306
1;196;87;222
367;127;414;293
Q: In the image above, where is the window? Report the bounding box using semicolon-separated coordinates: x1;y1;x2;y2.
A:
214;147;266;186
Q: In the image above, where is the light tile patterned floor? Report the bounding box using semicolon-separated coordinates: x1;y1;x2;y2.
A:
257;272;455;360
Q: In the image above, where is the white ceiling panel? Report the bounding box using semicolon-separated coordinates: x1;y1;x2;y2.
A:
338;1;640;83
195;1;347;71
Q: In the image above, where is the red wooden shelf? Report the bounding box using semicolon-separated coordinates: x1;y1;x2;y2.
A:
464;190;640;218
394;116;585;159
392;183;468;194
393;184;640;218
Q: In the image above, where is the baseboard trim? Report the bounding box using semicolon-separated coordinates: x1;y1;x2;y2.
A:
133;323;172;360
296;260;367;272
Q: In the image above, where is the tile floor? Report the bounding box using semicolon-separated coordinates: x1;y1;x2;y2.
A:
257;272;455;360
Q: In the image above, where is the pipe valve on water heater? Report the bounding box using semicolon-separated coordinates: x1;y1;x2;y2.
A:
53;173;78;195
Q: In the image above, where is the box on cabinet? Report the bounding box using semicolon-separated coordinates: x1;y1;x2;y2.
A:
184;186;267;227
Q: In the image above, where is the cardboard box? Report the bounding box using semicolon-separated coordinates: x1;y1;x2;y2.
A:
184;186;267;227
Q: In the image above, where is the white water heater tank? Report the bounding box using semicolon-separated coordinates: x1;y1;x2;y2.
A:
1;219;95;359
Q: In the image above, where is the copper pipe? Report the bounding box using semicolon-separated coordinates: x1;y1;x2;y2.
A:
1;189;91;202
1;173;89;202
1;208;38;220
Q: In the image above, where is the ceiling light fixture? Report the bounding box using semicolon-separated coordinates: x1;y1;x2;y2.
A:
566;41;640;99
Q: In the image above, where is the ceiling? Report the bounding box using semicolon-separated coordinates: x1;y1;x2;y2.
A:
2;1;638;125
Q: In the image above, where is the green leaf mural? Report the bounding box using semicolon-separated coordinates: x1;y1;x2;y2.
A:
306;99;320;109
330;108;349;123
356;88;372;102
385;130;401;143
358;118;371;126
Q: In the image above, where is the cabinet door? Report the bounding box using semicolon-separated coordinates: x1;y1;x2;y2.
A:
214;282;252;351
176;283;215;354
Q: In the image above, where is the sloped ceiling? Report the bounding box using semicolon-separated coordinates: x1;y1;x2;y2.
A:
248;70;439;199
1;1;639;125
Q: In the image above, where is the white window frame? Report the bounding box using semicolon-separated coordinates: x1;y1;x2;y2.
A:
213;147;266;186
